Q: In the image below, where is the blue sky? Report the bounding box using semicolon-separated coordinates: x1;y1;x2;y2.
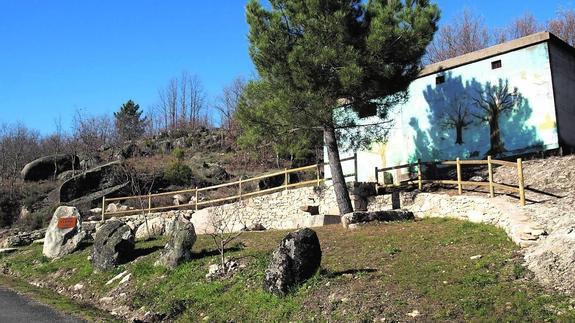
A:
0;0;572;135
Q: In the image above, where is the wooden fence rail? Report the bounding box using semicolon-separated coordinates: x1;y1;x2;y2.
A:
101;154;357;220
375;156;526;206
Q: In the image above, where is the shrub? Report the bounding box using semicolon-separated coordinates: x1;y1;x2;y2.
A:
172;147;185;160
15;205;58;231
163;161;193;186
0;194;20;228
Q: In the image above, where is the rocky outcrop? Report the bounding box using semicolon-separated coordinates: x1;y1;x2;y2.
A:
263;228;321;296
21;154;80;181
0;228;46;248
43;206;86;259
155;218;196;269
59;161;127;204
92;220;135;272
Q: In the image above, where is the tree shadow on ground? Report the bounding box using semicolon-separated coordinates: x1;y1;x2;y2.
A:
410;73;543;163
191;246;243;260
121;245;164;264
321;268;377;278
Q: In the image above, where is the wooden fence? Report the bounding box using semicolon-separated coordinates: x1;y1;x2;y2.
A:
101;154;358;220
375;156;526;206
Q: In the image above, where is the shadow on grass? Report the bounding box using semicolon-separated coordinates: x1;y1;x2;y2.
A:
75;240;94;252
192;246;243;260
322;268;377;278
121;245;164;264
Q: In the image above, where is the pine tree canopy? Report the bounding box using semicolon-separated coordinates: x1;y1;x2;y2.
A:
114;100;147;142
240;0;439;215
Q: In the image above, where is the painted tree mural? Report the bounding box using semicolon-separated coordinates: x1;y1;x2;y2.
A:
471;79;522;155
442;98;473;145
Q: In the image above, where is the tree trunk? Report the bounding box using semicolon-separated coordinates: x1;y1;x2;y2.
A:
488;111;505;155
455;124;463;145
323;126;353;215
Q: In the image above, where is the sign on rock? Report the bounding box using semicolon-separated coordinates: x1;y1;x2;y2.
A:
57;217;77;229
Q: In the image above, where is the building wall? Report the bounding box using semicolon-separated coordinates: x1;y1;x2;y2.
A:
331;42;560;182
549;42;575;148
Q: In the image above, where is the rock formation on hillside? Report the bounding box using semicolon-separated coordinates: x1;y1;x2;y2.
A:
21;154;80;181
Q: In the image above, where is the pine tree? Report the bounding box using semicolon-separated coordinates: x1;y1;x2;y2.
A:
114;100;147;142
242;0;439;215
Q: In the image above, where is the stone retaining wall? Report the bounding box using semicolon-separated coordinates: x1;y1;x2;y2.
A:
189;185;341;234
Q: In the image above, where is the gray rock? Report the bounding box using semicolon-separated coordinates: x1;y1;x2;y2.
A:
57;170;79;182
263;228;321;296
92;220;134;272
155;218;196;269
173;194;189;206
59;161;127;203
21;154;80;181
43;206;86;259
135;217;166;240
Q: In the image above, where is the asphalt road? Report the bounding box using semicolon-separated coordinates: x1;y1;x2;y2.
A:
0;287;84;323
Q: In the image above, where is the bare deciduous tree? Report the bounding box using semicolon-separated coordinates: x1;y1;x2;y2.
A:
426;9;490;64
113;163;159;238
154;72;207;132
72;110;115;159
508;13;542;40
0;123;42;194
206;209;249;277
548;8;575;46
215;77;246;131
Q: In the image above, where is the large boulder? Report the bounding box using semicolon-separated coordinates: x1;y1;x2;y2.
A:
21;154;80;181
263;228;321;296
43;206;86;259
92;220;135;272
155;217;196;269
135;217;167;240
59;161;127;203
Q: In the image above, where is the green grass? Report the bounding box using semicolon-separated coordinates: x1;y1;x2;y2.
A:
2;218;575;322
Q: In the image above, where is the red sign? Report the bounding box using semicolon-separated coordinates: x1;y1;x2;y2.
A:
57;217;77;229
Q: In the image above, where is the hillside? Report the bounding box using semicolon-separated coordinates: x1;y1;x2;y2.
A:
1;218;575;322
1;126;319;235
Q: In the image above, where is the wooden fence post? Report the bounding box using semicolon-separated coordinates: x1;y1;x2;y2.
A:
375;167;379;184
395;168;401;186
354;152;358;182
417;159;423;190
238;177;243;201
517;158;526;206
456;157;462;195
148;193;152;214
487;156;495;198
101;196;106;223
284;168;288;191
195;187;198;211
316;164;321;186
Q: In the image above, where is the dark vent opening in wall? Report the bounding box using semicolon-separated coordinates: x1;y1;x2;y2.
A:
354;102;377;119
491;60;502;69
436;75;445;85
